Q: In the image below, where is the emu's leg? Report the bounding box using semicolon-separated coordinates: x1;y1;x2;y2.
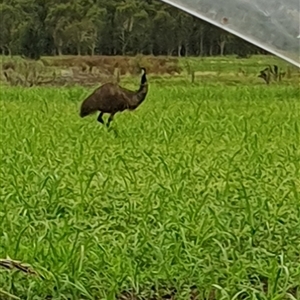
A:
97;112;104;124
106;113;115;128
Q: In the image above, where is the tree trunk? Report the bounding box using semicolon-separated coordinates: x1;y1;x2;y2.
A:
209;43;213;56
177;45;182;57
185;42;189;57
121;30;126;55
57;46;62;56
149;44;154;56
90;44;95;56
7;46;12;57
77;44;81;55
219;41;226;56
199;34;204;56
57;38;63;56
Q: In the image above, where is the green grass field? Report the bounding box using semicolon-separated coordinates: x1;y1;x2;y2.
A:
0;63;300;299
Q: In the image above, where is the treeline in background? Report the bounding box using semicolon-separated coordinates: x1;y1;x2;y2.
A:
1;0;266;59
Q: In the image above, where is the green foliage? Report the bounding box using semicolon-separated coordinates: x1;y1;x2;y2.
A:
19;22;42;60
0;78;299;298
0;0;264;56
0;2;25;55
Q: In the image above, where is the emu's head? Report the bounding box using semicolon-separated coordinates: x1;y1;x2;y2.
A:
140;67;147;85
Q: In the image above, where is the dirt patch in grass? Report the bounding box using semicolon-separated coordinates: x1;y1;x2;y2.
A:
1;55;300;87
42;55;182;76
0;55;183;87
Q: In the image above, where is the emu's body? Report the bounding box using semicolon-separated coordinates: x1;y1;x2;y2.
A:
80;68;148;127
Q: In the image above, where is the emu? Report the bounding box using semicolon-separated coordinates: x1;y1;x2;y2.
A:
258;65;285;84
79;68;148;127
258;68;270;84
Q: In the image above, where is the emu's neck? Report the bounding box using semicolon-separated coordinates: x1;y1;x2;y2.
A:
127;71;148;109
136;83;148;102
126;83;148;110
135;72;148;104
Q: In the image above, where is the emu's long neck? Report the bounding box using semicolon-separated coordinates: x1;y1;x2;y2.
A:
127;71;149;110
137;72;148;99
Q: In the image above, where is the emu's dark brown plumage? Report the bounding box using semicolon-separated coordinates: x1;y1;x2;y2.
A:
80;68;148;127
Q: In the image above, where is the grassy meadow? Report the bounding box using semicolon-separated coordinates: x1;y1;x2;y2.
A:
0;55;300;299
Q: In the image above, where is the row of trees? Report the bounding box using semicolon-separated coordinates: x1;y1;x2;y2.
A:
1;0;264;59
